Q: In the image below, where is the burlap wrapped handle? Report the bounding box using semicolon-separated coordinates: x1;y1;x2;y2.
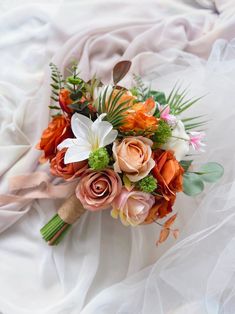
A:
40;194;87;245
58;194;86;224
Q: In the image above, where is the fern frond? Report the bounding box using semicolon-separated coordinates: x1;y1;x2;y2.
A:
50;63;64;90
133;74;148;101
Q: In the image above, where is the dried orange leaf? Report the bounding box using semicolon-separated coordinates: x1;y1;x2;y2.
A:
156;228;170;245
113;60;131;85
172;229;179;239
164;213;177;229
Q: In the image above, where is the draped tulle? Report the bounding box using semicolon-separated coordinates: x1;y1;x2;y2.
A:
1;1;235;314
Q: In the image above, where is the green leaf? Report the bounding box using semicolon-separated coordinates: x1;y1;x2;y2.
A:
113;60;132;85
48;105;61;110
165;83;203;116
132;74;148;101
149;90;166;104
51;96;59;102
198;162;224;183
50;63;64;89
180;160;193;172
52;90;59;96
183;173;204;196
181;115;205;123
50;83;59;90
184;120;208;131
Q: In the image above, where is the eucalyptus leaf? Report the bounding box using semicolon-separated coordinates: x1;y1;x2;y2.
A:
113;60;131;85
183;173;204;196
67;76;82;85
180;160;193;172
198;162;224;183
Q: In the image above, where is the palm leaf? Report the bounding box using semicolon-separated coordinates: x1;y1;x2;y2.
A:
97;87;131;128
184;120;208;130
166;83;205;117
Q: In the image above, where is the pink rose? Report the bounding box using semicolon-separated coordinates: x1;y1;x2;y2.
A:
112;136;155;182
76;169;122;211
111;188;155;226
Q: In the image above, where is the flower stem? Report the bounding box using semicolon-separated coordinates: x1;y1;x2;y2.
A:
40;214;72;246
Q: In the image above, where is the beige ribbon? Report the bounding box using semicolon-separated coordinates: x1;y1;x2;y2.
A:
58;194;86;224
0;172;77;206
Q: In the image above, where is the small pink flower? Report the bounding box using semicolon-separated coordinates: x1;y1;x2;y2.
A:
158;104;177;125
189;131;206;151
76;169;122;211
111;188;155;226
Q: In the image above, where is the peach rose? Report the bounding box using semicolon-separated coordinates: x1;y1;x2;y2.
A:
50;148;88;180
36;115;72;162
111;188;155;226
76;169;122;211
112;136;155;182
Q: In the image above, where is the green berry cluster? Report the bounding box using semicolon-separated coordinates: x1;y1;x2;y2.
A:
88;147;110;170
152;120;172;145
138;175;157;193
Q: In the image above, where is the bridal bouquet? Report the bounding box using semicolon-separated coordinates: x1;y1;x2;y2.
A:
37;61;223;245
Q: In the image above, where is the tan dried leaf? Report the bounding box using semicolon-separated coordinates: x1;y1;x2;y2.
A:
156;228;170;246
164;213;177;229
172;229;179;239
113;60;131;85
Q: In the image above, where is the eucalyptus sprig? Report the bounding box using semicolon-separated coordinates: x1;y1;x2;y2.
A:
65;62;85;100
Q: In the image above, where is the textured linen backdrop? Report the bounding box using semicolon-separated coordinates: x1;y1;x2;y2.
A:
1;1;235;313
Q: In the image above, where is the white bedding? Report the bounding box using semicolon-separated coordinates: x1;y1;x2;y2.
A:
1;1;235;313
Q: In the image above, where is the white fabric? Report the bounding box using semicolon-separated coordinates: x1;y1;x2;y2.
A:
1;0;235;313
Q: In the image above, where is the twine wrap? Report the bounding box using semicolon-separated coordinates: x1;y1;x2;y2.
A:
58;194;86;224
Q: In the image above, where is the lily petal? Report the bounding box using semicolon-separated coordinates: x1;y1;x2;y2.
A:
71;113;92;141
92;118;118;147
64;145;91;164
57;138;79;150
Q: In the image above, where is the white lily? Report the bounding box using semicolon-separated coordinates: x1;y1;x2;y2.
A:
57;113;118;164
162;120;190;161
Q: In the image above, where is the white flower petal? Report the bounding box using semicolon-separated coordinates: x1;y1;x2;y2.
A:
64;145;91;164
71;113;92;141
93;120;118;147
162;119;190;161
96;113;107;122
91;117;118;148
57;138;79;150
102;129;118;147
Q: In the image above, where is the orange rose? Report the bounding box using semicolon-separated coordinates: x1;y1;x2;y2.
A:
152;150;184;195
120;97;158;134
50;148;88;180
144;149;184;223
59;88;73;113
36;115;72;162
